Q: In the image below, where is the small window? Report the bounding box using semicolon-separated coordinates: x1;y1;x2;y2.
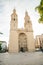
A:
28;21;29;23
14;18;15;21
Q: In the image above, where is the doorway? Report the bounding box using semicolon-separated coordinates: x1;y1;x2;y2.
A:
18;33;28;52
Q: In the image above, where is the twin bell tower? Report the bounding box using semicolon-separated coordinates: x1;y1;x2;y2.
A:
8;9;35;53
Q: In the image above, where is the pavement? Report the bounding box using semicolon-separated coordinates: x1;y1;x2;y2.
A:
0;51;43;65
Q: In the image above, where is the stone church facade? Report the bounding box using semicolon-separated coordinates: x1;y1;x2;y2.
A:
8;9;35;53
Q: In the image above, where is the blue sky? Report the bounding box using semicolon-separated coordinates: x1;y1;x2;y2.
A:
0;0;43;45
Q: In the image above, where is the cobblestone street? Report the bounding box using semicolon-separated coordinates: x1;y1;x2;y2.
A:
0;51;43;65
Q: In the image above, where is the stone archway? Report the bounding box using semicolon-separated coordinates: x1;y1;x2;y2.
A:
18;33;28;52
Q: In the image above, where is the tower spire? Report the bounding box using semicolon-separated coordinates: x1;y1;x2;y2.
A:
13;9;16;13
25;11;28;16
24;11;32;31
10;9;18;30
25;11;30;19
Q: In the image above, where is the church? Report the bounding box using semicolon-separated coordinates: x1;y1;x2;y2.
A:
8;9;35;53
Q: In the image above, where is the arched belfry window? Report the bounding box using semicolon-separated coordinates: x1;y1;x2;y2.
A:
14;18;15;21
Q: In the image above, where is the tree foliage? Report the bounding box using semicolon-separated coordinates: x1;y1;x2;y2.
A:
0;43;2;50
0;32;3;34
35;0;43;23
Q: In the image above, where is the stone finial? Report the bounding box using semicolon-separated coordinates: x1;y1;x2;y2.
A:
25;11;28;16
12;8;17;17
25;11;30;19
13;9;16;13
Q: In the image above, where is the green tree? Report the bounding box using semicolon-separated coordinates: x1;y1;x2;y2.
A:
0;32;3;51
0;43;2;50
35;0;43;23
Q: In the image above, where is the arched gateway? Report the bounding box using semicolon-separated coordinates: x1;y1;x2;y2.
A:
18;33;28;52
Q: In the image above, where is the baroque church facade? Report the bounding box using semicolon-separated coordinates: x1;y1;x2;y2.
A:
8;9;35;53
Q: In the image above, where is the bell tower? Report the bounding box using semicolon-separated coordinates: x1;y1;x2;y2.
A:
24;11;32;31
9;9;18;53
24;11;35;51
10;9;18;30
